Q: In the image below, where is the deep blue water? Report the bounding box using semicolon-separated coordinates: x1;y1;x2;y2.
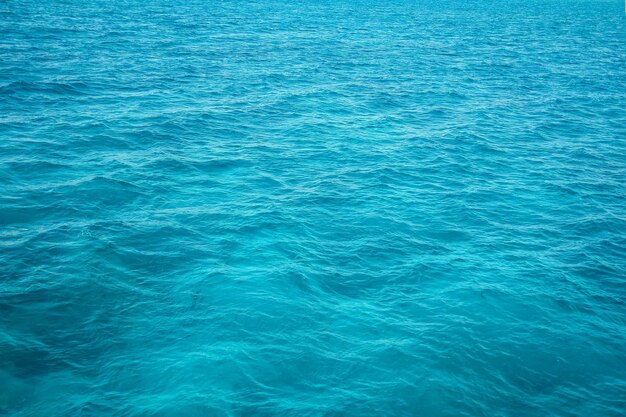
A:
1;0;626;415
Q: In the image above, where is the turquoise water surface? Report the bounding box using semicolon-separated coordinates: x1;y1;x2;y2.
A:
1;0;626;415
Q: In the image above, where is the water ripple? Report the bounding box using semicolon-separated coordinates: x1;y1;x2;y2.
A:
1;0;626;415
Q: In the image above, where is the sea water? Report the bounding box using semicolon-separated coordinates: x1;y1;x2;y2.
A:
1;0;625;415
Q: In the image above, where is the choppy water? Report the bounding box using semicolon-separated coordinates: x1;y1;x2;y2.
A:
1;0;626;415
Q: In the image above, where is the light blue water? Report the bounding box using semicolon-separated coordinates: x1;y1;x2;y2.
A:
1;0;626;415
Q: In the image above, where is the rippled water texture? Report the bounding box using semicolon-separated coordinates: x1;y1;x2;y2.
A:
1;0;626;415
